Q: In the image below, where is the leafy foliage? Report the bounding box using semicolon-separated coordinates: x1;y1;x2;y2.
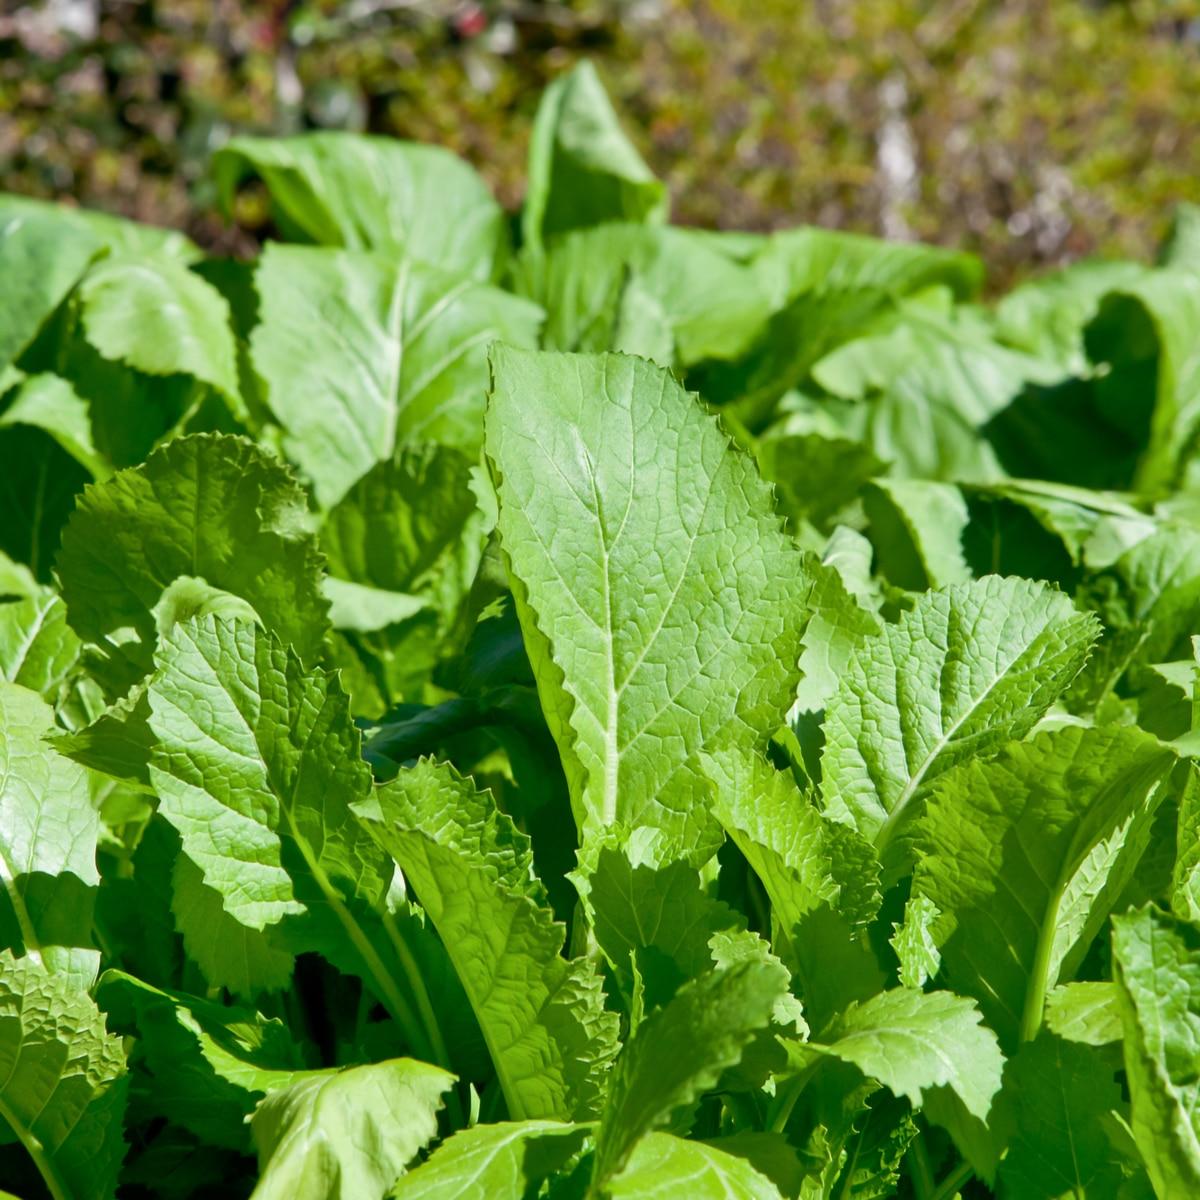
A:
1;64;1199;1200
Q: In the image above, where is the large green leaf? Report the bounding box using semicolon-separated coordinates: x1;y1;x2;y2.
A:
591;960;787;1186
820;575;1100;858
249;245;542;505
0;949;127;1200
56;434;329;695
249;1059;454;1200
1111;905;1200;1197
911;725;1176;1047
522;62;666;252
388;1120;588;1200
214;133;508;279
0;683;100;988
0;372;107;480
353;758;619;1122
485;347;811;859
0;207;98;373
995;1032;1131;1199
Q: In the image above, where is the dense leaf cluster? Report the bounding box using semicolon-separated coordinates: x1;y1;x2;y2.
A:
2;62;1200;1200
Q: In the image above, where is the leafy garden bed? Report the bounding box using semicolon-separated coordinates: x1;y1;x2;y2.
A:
2;61;1200;1200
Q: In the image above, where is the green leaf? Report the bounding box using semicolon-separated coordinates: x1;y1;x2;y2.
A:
522;62;666;251
249;246;542;505
995;1031;1130;1200
1111;905;1200;1197
388;1120;588;1200
56;434;329;694
214;133;508;279
0;192;198;262
486;347;811;859
353;759;619;1122
862;479;971;591
912;726;1176;1047
76;255;240;406
170;853;295;998
0;949;127;1200
820;575;1100;858
96;970;308;1150
0;372;107;479
1044;982;1123;1047
810;987;1003;1121
592;960;787;1186
522;223;770;366
0;683;100;988
250;1059;455;1200
0;207;98;373
606;1133;784;1200
0;593;81;700
146;616;442;1061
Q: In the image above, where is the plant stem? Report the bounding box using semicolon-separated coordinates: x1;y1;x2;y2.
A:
907;1131;937;1200
929;1159;974;1200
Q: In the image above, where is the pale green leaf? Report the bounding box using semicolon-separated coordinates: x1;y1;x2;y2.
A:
77;255;240;404
250;1059;454;1200
214;133;508;279
486;347;811;858
862;478;971;591
249;246;542;505
0;208;97;372
0;373;106;479
1044;982;1123;1046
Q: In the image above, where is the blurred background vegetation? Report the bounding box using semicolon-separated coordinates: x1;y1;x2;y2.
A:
2;0;1199;286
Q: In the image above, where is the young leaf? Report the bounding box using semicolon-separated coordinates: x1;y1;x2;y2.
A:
0;682;100;987
522;62;667;251
911;725;1176;1047
1111;905;1200;1197
249;245;541;506
249;1059;455;1200
821;575;1100;857
486;347;811;859
0;949;128;1200
353;759;619;1122
591;960;788;1186
56;433;329;695
389;1120;588;1200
